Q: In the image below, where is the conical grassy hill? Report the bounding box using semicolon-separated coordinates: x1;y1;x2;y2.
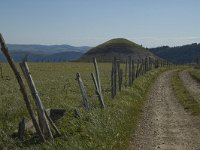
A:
79;38;157;62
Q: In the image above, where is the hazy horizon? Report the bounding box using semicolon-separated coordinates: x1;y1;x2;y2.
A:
5;39;200;49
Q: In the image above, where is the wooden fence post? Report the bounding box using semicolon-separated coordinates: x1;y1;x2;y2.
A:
149;57;152;70
111;57;117;98
145;58;148;72
138;59;143;76
136;60;140;78
20;62;53;139
124;59;128;87
92;58;105;108
93;58;103;99
144;57;147;73
131;59;135;85
111;68;114;98
117;60;122;91
76;73;90;111
119;68;123;90
128;56;132;86
142;59;145;75
0;33;45;142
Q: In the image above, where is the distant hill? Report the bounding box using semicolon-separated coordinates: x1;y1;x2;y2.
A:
149;43;200;64
79;38;157;62
0;44;91;62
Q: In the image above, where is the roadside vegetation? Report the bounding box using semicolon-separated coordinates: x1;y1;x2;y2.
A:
172;70;200;115
0;62;166;149
189;68;200;83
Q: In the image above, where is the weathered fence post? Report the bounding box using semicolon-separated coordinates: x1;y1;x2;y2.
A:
76;73;90;111
0;33;45;142
124;59;128;87
128;56;132;86
92;58;105;108
136;60;140;78
111;68;114;98
149;57;152;70
111;57;117;98
139;60;143;76
117;60;122;91
131;59;135;85
20;62;53;139
146;57;149;72
119;68;123;90
91;73;105;108
142;59;145;75
93;58;102;96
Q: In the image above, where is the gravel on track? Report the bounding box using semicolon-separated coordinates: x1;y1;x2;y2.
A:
131;70;200;150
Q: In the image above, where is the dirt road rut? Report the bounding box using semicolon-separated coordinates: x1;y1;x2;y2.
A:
131;70;200;150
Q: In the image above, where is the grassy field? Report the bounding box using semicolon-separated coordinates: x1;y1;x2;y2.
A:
0;62;166;149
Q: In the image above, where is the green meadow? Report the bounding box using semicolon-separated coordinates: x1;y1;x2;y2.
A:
0;62;166;149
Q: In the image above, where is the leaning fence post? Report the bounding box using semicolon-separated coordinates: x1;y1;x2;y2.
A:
92;58;105;108
93;58;102;95
91;72;105;108
0;33;45;142
76;73;90;111
20;61;53;139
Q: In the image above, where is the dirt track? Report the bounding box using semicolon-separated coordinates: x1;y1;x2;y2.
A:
179;70;200;103
131;70;200;150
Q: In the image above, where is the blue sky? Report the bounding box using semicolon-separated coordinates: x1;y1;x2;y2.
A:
0;0;200;47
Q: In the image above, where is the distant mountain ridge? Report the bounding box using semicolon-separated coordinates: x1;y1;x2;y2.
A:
0;44;91;62
149;43;200;64
7;44;90;53
79;38;158;62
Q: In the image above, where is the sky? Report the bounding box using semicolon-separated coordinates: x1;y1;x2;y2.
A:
0;0;200;48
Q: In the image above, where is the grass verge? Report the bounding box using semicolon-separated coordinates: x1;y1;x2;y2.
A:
172;71;200;115
189;68;200;83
